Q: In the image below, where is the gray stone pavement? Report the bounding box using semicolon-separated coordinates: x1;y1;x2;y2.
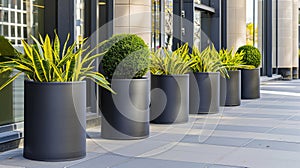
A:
1;79;300;168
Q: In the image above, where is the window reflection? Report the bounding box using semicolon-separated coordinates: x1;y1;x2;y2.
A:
151;0;173;50
164;0;173;49
152;0;161;50
194;10;201;49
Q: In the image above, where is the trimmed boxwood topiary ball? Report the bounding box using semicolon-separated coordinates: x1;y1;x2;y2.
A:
102;34;150;79
237;45;261;68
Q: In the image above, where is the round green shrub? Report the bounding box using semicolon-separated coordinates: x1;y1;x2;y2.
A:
237;45;261;68
102;34;150;79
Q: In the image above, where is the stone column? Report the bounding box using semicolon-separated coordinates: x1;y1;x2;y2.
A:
258;0;263;54
227;0;246;51
114;0;151;45
272;0;277;68
293;0;298;78
277;0;293;78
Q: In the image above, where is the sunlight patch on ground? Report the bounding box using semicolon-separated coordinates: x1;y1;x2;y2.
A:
261;90;300;97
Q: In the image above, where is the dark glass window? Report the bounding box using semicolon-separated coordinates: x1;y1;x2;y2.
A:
17;26;21;37
17;12;21;23
23;26;27;38
11;0;16;8
3;0;8;7
3;10;8;22
11;11;15;23
23;13;26;24
3;25;8;36
11;26;15;37
17;0;21;9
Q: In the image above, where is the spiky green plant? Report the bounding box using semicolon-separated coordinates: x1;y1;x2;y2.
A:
150;43;195;75
0;34;114;93
219;49;254;71
189;45;228;78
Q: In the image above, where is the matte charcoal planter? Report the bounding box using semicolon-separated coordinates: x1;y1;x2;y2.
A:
150;74;189;124
0;76;13;126
220;76;227;106
241;68;260;99
100;78;150;140
190;72;220;114
220;70;241;106
24;81;86;161
299;58;300;79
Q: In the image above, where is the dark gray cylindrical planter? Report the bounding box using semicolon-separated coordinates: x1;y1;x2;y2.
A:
23;81;86;161
241;68;260;99
298;58;300;79
220;70;241;106
220;76;227;106
190;72;220;114
100;78;150;140
151;74;189;124
0;76;13;126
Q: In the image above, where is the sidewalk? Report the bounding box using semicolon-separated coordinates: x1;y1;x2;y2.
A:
1;80;300;168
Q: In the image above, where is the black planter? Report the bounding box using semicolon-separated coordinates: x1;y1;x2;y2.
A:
100;78;150;140
220;70;241;106
298;58;300;79
0;76;13;126
150;74;189;124
220;76;227;106
24;81;86;161
241;68;260;99
190;72;220;114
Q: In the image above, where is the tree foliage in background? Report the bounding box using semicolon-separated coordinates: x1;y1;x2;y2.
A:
246;23;258;46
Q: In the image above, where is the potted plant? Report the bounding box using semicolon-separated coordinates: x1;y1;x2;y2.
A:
0;34;114;161
219;48;254;106
236;45;262;99
100;34;150;140
150;43;194;124
188;45;228;114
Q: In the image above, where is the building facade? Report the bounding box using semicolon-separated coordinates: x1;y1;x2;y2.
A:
0;0;299;151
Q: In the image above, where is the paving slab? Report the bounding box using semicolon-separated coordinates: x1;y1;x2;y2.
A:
0;80;300;167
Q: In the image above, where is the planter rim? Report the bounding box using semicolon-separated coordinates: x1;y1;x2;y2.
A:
227;70;241;72
151;74;189;77
109;77;149;82
192;72;220;75
25;80;86;85
241;68;260;71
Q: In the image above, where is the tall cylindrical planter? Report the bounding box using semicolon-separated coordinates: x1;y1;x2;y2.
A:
0;76;13;126
220;76;227;106
24;81;86;161
100;78;150;140
241;68;260;99
151;74;189;124
190;72;220;114
220;70;241;106
298;58;300;79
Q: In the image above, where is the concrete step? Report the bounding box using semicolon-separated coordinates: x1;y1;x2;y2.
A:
0;123;23;152
0;131;22;152
0;122;23;134
0;131;22;144
86;112;101;129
